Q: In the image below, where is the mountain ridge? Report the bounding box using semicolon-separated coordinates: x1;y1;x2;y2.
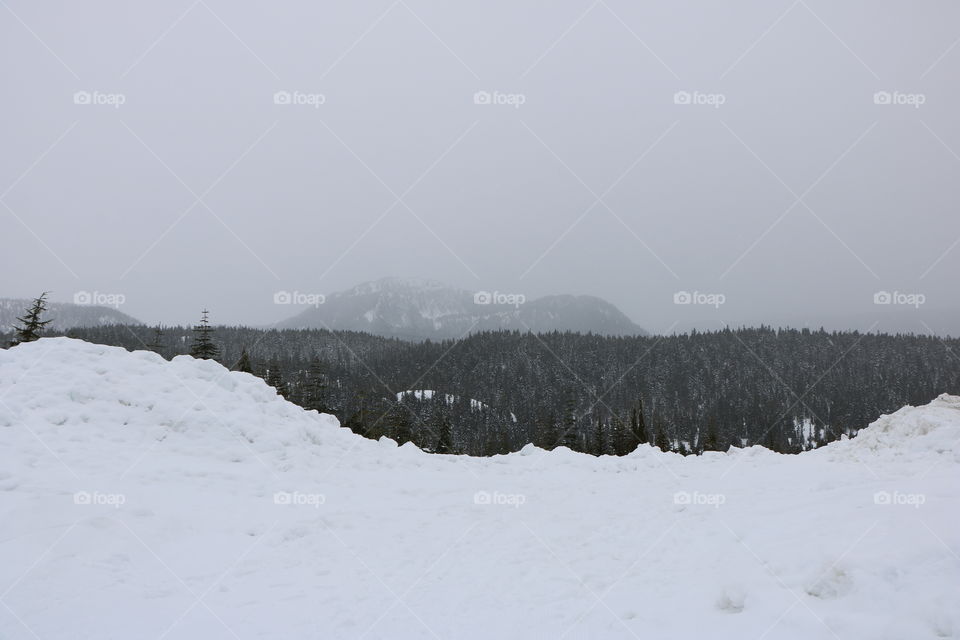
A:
276;277;648;339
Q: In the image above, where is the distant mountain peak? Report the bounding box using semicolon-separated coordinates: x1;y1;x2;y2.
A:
278;279;647;340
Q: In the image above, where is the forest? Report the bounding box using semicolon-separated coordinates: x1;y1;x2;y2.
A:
18;319;957;458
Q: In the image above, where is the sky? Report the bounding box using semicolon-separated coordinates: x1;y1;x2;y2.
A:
1;0;958;334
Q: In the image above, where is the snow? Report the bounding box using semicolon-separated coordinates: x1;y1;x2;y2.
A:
1;337;958;639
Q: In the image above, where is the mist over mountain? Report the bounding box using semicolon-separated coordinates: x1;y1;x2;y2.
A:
275;277;648;340
0;298;141;332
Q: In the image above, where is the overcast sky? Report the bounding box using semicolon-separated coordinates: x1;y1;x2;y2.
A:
2;0;958;334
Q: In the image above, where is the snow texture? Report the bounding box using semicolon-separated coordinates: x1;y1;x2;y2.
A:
0;338;957;639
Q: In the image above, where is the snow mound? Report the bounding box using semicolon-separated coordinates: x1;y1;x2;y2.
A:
0;338;958;640
834;393;960;458
0;337;352;470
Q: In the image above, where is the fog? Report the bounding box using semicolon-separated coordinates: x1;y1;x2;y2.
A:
2;0;958;334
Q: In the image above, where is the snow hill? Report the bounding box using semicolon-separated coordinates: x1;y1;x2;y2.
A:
0;338;958;640
276;277;648;339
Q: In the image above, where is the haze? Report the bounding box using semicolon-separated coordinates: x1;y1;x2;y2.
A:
2;0;958;334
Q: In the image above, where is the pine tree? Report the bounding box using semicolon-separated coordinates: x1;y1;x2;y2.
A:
189;310;219;360
435;414;454;454
701;416;722;452
303;358;329;412
10;293;53;346
629;400;649;448
147;325;165;356
234;348;254;373
266;358;285;396
654;423;670;452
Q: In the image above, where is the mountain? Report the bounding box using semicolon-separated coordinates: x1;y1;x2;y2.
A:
0;298;142;333
275;277;648;339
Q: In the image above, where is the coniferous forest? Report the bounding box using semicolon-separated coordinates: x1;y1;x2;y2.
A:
26;323;958;458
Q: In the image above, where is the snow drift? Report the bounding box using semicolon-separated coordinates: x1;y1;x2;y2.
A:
0;338;957;639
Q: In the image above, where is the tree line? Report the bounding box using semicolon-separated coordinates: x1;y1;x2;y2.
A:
7;301;954;458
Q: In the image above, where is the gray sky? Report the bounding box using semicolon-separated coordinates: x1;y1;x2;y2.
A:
2;0;958;334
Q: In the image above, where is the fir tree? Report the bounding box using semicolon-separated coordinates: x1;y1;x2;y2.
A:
189;310;219;360
654;423;671;452
701;416;723;452
266;358;285;396
10;292;53;346
147;325;165;357
435;413;454;454
234;348;254;373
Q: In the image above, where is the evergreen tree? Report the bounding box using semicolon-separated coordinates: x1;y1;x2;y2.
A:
266;358;285;395
10;292;53;346
147;325;165;356
654;423;671;452
234;348;254;373
303;358;329;412
189;310;219;360
629;401;649;448
435;414;454;454
701;416;723;452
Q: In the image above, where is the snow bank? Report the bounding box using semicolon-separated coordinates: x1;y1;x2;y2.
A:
0;338;957;640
